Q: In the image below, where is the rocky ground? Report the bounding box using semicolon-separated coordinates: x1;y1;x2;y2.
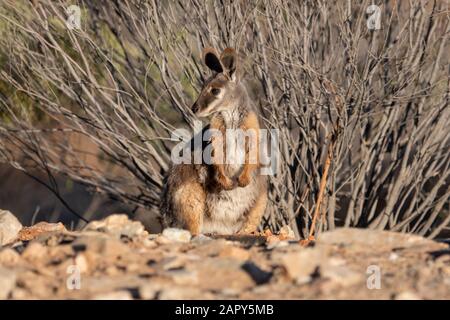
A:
0;209;449;299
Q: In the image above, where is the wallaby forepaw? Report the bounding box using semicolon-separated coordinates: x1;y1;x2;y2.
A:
238;174;251;187
219;176;237;190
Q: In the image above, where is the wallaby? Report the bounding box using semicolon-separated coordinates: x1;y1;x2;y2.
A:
160;47;268;235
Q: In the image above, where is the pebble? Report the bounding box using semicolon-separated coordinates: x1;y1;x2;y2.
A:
84;214;147;239
0;267;16;299
162;228;191;243
22;242;48;262
93;290;133;300
0;210;22;246
0;248;21;266
218;246;250;261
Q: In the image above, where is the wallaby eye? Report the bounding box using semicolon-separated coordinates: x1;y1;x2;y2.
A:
211;88;221;96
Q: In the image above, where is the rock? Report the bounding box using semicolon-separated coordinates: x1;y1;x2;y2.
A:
279;248;325;283
266;240;289;250
321;264;362;287
218;246;250;261
158;256;188;271
72;235;129;257
93;290;133;300
75;254;89;273
141;238;158;248
139;282;165;300
0;267;16;299
165;269;199;285
0;210;22;246
395;291;422;300
278;225;296;240
318;228;446;251
158;287;213;299
193;259;255;291
191;234;212;243
162;228;191;243
155;235;171;245
84;214;147;239
241;262;272;285
18;221;67;242
11;288;28;299
22;242;48;262
0;248;21;266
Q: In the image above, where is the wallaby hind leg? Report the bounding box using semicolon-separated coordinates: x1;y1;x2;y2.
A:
173;181;205;235
239;190;267;234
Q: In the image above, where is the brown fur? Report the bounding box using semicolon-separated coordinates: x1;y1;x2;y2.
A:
160;47;268;235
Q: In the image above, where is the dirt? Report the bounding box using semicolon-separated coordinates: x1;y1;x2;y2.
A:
0;213;449;299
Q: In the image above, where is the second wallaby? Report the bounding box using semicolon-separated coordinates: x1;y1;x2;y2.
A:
160;47;268;235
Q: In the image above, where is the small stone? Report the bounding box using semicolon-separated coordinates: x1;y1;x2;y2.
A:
279;248;325;282
72;235;129;257
105;265;120;276
93;290;133;300
321;265;362;287
191;234;212;243
0;210;22;246
139;283;164;300
0;267;16;299
11;288;28;299
75;254;89;273
0;248;21;266
218;246;250;261
22;242;48;262
18;222;66;242
155;235;171;245
162;228;191;243
278;225;296;240
84;214;147;239
395;291;421;300
142;238;158;248
267;240;289;250
158;287;213;299
389;252;399;261
159;256;187;271
166;269;199;285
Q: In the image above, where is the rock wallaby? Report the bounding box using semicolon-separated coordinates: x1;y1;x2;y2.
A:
160;47;268;235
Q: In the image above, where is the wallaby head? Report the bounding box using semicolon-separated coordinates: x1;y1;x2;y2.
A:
192;47;243;118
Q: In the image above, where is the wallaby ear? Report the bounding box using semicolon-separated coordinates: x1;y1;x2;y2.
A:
203;47;224;73
220;48;237;81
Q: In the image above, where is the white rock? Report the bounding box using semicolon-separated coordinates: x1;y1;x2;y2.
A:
191;234;212;243
92;290;133;300
75;254;89;273
267;240;289;250
0;267;16;299
389;252;399;261
162;228;191;243
279;248;325;282
395;291;422;300
0;210;22;246
0;248;21;266
84;214;147;239
279;225;296;239
22;242;48;262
